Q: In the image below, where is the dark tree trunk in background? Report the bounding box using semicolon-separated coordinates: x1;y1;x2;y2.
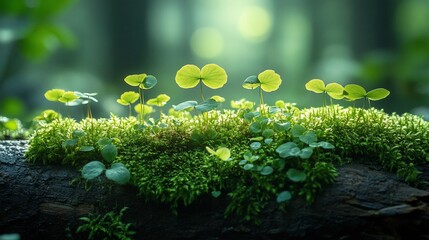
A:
1;141;429;240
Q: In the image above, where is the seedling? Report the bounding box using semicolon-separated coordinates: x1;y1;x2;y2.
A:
147;94;171;120
123;73;157;121
175;63;227;101
44;88;79;115
344;84;390;108
71;92;98;118
206;146;231;161
117;91;140;117
305;79;344;105
242;69;282;110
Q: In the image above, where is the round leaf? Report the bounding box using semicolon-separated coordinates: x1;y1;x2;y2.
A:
175;64;202;89
118;91;140;105
287;168;307;182
72;129;86;139
366;88;390;101
141;75;157;89
305;79;325;93
124;74;147;87
298;147;314;159
44;89;65;102
98;137;112;147
134;104;153;115
276;191;292;203
326;83;344;99
344;84;366;100
291;124;306;137
215;147;231;161
173;100;198;111
105;163;131;185
101;143;117;162
250;142;261;150
299;131;317;144
262;129;274;138
82;161;106;180
258;70;282;92
260;166;273;175
242;75;260;90
243;163;254;170
200;64;228;89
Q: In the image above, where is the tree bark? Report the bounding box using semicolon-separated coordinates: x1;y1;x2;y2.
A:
1;140;429;240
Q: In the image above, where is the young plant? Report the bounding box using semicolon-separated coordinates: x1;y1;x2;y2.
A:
146;93;170;120
123;73;157;121
242;69;282;109
175;63;227;101
117;91;140;117
76;207;135;240
305;79;344;105
344;84;390;108
70;92;98;118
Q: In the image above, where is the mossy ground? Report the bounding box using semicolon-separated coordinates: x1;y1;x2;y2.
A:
25;105;429;221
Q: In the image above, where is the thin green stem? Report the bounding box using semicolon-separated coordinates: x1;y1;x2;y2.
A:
138;87;145;123
200;81;205;101
259;88;264;106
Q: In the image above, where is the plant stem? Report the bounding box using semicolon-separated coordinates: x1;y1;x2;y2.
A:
138;87;145;123
200;81;205;101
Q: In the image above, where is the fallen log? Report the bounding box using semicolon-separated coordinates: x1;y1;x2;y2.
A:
1;140;429;240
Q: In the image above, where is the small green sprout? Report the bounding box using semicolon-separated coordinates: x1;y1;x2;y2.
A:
147;94;171;120
206;146;231;161
242;69;282;107
70;92;98;118
58;91;80;105
175;63;227;100
124;73;157;121
44;89;66;101
305;79;344;105
344;84;390;107
117;91;140;117
81;161;130;185
33;109;61;123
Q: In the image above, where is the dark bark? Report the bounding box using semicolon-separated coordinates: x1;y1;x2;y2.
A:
1;140;429;240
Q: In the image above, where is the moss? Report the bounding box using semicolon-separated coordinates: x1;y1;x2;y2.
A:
25;105;429;221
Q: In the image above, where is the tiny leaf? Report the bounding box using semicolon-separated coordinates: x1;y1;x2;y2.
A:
82;161;106;180
344;84;367;100
258;70;282;92
101;143;117;162
366;88;390;101
195;99;218;112
117;91;140;105
200;64;228;89
44;89;65;102
250;142;261;150
105;163;131;185
305;79;325;93
287;168;307;182
79;146;94;152
173;100;198;111
260;166;273;175
124;74;147;87
211;190;221;198
242;75;260;89
276;190;292;203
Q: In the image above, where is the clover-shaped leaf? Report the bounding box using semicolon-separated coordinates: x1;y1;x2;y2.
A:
117;91;140;106
124;74;157;89
242;70;282;92
206;146;231;161
44;89;65;102
147;94;170;107
58;91;79;104
175;64;227;89
305;79;344;99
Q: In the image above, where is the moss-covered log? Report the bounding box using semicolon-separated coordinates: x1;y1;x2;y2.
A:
1;140;429;240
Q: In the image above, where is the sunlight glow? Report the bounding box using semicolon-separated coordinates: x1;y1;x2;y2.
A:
237;6;272;42
190;27;224;59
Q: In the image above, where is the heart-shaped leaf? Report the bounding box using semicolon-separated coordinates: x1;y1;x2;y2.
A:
344;84;367;100
101;143;117;162
305;79;325;93
276;190;292;203
105;163;131;185
287;168;307;182
258;70;282;92
366;88;390;101
82;161;106;180
117;91;140;106
59;91;79;104
175;64;227;89
211;190;221;198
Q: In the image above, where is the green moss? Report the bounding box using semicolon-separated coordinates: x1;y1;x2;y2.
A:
25;105;429;221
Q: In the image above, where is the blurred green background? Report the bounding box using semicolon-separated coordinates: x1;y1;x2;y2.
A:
1;0;429;122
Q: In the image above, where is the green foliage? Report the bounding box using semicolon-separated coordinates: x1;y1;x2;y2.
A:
242;69;282;106
76;207;135;240
175;64;227;90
